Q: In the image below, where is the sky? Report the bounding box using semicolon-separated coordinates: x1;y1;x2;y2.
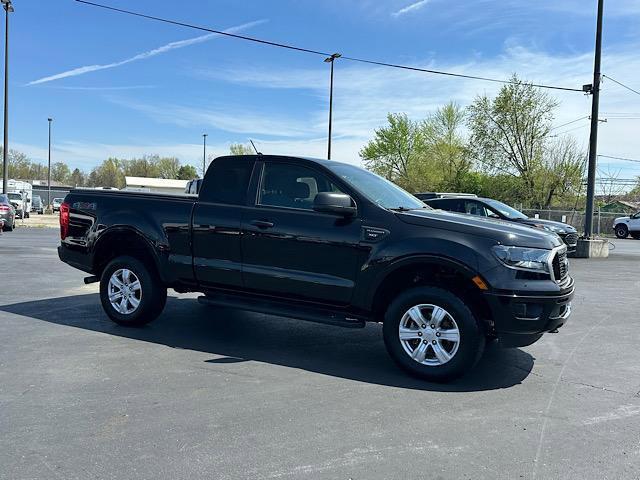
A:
9;0;640;184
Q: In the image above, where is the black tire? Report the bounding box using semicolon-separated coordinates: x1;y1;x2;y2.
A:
615;224;629;239
99;255;167;327
3;223;12;232
383;286;485;382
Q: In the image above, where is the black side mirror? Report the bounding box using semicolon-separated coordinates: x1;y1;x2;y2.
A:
313;192;356;217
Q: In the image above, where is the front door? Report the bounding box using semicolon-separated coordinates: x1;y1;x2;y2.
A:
241;161;363;305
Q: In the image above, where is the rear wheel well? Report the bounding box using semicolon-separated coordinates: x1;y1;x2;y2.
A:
93;230;159;279
371;262;492;333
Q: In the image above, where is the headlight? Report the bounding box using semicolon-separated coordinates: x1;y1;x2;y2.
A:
492;245;551;273
542;224;566;234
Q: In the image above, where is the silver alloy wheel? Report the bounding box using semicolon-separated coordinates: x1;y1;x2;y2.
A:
108;268;142;315
398;304;461;366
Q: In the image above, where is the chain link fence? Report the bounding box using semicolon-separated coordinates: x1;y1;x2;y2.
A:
520;208;629;237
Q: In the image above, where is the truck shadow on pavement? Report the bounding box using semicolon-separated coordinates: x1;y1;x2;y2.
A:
1;293;535;392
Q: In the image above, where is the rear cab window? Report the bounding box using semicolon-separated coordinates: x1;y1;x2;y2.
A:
199;157;254;205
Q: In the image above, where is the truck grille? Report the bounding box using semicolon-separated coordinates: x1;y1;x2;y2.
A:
552;248;569;284
563;233;578;247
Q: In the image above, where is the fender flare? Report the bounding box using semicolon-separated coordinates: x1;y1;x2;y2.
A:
365;254;482;310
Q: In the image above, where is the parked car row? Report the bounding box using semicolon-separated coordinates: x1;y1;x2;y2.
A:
0;194;16;231
416;194;579;252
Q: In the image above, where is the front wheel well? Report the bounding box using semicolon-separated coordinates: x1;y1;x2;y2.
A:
92;229;159;279
371;262;492;333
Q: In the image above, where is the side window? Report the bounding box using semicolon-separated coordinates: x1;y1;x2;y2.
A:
258;163;343;211
484;205;501;219
199;158;253;205
464;200;486;217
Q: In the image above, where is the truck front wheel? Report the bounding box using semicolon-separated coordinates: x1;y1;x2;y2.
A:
99;256;167;327
383;286;485;382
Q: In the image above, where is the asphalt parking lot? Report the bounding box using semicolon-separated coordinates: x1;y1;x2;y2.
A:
1;229;639;480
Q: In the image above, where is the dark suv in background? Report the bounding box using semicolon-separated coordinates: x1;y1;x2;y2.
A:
422;196;578;253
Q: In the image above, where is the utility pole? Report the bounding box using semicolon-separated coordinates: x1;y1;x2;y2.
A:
584;0;604;238
48;118;52;208
1;0;13;195
202;133;207;177
324;53;340;159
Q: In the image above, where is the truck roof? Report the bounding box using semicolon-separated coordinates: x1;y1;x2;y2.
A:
214;154;349;168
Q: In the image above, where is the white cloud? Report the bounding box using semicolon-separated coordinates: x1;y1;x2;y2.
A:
391;0;430;17
26;19;268;86
192;43;640;180
107;98;315;138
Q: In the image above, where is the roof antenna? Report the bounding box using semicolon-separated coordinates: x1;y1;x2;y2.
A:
249;139;262;155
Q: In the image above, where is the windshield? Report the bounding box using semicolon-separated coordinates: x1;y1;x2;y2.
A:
484;199;527;219
327;163;428;210
7;193;22;201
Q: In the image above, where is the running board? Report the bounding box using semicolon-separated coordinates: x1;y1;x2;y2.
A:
197;294;367;328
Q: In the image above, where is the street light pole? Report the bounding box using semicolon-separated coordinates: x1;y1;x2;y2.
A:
324;53;341;160
1;0;13;195
202;133;207;177
48;118;52;208
584;0;604;238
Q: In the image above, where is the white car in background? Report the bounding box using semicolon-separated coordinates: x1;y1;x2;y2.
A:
52;198;64;212
613;212;640;239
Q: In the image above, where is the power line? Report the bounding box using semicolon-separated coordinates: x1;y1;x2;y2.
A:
598;154;640;164
75;0;584;93
551;123;590;137
550;116;589;131
602;74;640;97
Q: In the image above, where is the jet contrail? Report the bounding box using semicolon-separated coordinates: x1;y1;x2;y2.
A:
27;19;268;85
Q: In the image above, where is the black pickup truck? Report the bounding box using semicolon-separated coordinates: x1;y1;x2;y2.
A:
58;155;574;382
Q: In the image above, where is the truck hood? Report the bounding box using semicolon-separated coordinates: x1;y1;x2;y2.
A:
397;209;562;250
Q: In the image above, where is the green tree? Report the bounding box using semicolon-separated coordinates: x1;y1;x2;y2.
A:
422;102;471;190
87;158;125;188
3;148;32;179
360;113;436;192
177;164;198;180
467;75;584;208
51;162;71;184
155;156;181;179
69;168;86;187
229;143;255;156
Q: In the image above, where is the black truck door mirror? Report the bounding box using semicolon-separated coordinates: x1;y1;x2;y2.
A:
313;192;356;217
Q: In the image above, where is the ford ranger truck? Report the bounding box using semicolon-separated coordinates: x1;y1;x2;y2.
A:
58;155;574;382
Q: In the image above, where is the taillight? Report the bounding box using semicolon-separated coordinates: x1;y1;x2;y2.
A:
0;205;9;212
60;202;70;240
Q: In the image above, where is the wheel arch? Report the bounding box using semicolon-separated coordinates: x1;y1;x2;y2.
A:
92;227;162;281
368;256;492;331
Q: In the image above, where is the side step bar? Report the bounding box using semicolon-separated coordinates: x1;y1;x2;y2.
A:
197;294;367;329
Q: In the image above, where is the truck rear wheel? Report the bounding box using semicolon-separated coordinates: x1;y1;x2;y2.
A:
99;256;167;327
383;286;485;382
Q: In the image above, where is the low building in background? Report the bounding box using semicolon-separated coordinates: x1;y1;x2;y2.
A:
600;200;640;214
124;176;188;195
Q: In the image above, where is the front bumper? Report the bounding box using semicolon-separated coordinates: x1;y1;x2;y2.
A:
559;232;578;252
484;278;574;347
